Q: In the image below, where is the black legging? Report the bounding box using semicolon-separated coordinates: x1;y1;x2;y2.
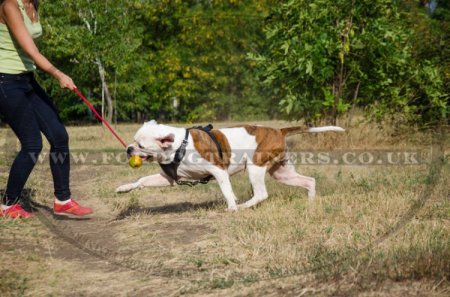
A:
0;72;71;205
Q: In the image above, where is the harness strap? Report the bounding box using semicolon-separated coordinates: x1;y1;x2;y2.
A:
196;124;223;159
158;124;223;185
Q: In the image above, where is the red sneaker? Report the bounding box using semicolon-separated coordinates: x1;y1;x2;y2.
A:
53;199;93;217
0;204;33;219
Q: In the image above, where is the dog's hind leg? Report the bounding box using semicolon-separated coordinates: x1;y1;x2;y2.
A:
115;172;175;193
238;165;268;209
269;162;316;202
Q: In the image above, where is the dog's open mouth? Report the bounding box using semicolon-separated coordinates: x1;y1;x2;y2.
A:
138;155;153;162
128;154;152;162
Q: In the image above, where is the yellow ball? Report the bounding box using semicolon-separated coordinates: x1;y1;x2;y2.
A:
129;155;143;168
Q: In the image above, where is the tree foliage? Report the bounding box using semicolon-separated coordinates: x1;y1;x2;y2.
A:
38;0;143;122
129;0;276;122
38;0;274;123
249;0;448;125
33;0;447;125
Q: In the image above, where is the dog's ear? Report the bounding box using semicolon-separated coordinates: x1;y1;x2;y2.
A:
157;133;175;149
145;120;158;126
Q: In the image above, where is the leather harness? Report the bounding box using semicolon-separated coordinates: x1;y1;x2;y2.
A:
159;124;223;186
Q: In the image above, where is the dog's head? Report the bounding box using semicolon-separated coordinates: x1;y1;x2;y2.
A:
126;120;177;163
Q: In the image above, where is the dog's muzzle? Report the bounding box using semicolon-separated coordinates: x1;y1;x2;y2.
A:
126;146;134;156
126;146;152;161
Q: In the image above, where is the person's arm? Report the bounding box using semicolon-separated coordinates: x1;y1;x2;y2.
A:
1;0;76;90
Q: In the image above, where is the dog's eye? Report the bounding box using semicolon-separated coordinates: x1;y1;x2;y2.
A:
138;144;144;149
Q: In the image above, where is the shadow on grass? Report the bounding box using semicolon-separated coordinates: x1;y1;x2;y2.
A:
114;200;221;220
0;188;35;212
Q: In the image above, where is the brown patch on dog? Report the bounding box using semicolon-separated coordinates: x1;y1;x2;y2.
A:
243;125;286;166
190;129;231;169
280;126;309;137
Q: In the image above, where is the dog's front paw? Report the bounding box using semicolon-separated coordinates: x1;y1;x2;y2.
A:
237;203;249;209
115;183;136;193
226;206;238;212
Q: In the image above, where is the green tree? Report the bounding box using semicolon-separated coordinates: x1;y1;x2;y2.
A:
133;0;275;122
398;0;449;124
38;0;277;123
250;0;448;125
38;0;143;122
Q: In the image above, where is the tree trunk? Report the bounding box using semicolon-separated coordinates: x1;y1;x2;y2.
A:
96;58;113;123
78;11;113;123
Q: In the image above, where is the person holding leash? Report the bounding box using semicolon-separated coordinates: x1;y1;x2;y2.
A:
0;0;93;218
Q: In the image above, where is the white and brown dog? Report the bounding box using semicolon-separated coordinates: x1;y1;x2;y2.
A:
116;121;344;211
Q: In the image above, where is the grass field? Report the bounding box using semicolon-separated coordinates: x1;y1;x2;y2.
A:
0;120;449;296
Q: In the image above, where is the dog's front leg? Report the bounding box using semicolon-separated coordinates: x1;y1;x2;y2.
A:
115;172;175;193
210;168;238;212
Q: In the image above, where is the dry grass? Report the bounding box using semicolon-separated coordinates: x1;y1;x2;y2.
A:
0;119;449;296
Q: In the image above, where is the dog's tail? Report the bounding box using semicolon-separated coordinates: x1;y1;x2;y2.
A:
281;126;345;137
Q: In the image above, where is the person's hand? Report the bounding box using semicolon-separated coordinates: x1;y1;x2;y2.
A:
56;72;76;90
49;67;76;90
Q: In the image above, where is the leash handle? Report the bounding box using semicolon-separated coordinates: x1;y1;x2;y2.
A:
73;87;127;148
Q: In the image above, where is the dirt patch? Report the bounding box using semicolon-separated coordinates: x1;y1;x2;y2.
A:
0;122;449;296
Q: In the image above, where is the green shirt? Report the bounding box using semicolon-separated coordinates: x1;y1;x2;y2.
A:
0;0;42;74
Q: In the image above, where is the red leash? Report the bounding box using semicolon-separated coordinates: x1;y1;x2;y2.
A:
73;88;127;148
